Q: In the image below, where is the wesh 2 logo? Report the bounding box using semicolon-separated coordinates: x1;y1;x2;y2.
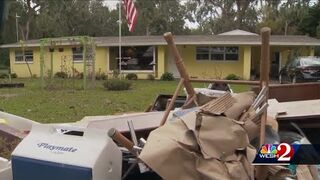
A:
253;143;295;164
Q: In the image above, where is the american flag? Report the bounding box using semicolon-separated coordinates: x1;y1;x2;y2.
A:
122;0;138;32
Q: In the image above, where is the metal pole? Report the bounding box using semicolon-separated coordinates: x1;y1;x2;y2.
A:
50;51;53;79
40;40;45;88
83;37;87;90
119;0;122;76
15;13;20;42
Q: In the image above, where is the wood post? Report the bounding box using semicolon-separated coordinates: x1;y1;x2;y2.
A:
108;128;135;154
160;78;184;126
256;27;271;180
163;32;195;98
259;27;271;146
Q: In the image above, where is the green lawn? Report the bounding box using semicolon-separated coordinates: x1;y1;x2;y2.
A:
0;78;250;123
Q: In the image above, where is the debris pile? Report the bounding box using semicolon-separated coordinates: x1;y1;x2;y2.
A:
140;92;259;179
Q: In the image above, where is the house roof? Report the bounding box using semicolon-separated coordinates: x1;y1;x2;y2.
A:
1;34;320;48
218;29;259;36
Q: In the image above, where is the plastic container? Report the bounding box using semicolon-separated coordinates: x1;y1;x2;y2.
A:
11;124;122;180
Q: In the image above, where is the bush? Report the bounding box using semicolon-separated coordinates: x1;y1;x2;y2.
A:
112;70;120;79
54;71;68;78
125;73;138;80
225;74;240;80
10;73;17;78
77;72;84;79
96;73;107;80
147;74;155;81
0;73;8;79
161;72;174;81
103;79;131;91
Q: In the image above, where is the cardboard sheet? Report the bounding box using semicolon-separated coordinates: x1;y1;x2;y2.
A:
140;113;254;180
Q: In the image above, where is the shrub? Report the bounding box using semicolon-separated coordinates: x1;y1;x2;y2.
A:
147;74;155;81
225;74;240;80
160;72;174;81
103;79;131;91
0;73;8;79
10;73;17;78
112;70;120;79
54;71;68;78
125;73;138;80
96;73;107;80
77;72;84;79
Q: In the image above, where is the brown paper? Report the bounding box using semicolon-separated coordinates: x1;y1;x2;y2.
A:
196;115;249;159
296;165;316;180
196;157;231;180
224;92;256;120
139;119;201;180
140;100;254;180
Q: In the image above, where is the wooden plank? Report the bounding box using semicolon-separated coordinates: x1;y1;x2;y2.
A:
274;99;320;120
190;78;260;85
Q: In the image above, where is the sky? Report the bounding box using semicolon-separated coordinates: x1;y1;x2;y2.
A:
103;0;118;9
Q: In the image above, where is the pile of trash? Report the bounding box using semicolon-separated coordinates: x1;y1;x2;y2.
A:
140;92;258;179
111;32;320;180
113;90;318;179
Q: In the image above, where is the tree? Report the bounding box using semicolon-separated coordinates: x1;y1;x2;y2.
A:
88;0;118;36
128;0;189;35
257;0;310;35
298;3;320;38
186;0;259;34
17;0;45;40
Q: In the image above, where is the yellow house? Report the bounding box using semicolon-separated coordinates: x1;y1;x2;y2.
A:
1;30;320;80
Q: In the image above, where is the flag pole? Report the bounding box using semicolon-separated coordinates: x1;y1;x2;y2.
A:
119;0;122;76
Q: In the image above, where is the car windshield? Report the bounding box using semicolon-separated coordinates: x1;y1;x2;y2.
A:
300;57;320;66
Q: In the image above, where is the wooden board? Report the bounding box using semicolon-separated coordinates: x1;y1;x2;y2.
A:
269;99;320;120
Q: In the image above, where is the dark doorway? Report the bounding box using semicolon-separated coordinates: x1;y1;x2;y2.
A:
270;52;280;79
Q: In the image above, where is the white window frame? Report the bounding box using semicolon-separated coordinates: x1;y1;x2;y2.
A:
224;47;239;61
196;46;210;60
72;47;83;62
210;47;225;61
14;50;34;63
196;46;239;61
110;46;155;72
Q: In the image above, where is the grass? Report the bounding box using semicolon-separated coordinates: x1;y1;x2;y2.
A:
0;78;250;123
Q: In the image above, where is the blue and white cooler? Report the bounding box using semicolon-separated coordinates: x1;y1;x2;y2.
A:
11;124;122;180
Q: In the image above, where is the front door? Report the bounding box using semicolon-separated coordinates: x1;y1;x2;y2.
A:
166;46;180;78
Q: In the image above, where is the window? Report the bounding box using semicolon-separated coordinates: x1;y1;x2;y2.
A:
211;47;225;61
72;47;83;62
196;47;209;60
113;46;155;71
225;47;238;61
15;50;33;62
196;46;239;61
